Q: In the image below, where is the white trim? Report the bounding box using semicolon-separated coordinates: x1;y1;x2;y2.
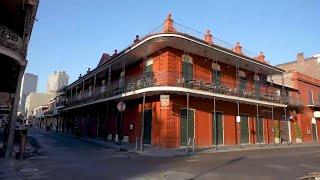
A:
288;121;292;143
180;108;196;146
67;33;284;90
212;63;221;71
182;54;193;64
239;71;246;78
145;58;153;66
239;114;250;145
212;111;224;145
64;86;287;111
254;74;260;81
127;34;283;73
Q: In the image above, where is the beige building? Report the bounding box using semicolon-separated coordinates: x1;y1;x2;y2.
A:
25;92;54;118
276;53;320;79
47;71;69;94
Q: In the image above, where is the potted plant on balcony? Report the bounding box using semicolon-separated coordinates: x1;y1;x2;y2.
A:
274;122;281;144
294;122;302;143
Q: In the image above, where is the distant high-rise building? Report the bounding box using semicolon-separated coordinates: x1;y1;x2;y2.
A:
18;73;38;114
47;71;69;94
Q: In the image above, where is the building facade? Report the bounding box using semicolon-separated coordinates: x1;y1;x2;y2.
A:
59;15;303;148
0;0;39;157
25;92;54;118
47;71;69;94
272;70;320;143
277;53;320;80
18;73;38;114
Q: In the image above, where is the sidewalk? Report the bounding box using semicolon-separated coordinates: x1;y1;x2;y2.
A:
44;129;320;157
0;159;21;180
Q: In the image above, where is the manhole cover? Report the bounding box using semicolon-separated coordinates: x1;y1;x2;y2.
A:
20;168;38;174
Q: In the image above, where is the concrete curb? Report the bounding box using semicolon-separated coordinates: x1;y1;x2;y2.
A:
40;129;320;157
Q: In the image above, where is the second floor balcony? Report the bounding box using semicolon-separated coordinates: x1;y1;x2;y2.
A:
65;71;299;108
0;25;27;58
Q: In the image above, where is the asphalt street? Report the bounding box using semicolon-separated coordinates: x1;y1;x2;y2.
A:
11;128;320;180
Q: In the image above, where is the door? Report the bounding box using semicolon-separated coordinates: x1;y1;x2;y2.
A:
143;109;152;144
180;109;194;146
256;117;264;143
312;124;318;142
212;112;223;145
240;115;249;144
280;121;289;142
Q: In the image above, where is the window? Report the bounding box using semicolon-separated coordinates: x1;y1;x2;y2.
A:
238;71;247;93
144;58;153;77
212;63;221;85
119;70;125;88
254;75;260;98
309;90;314;105
182;55;193;81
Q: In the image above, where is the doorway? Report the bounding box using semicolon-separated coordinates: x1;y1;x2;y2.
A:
180;109;195;146
212;112;223;145
312;123;318;142
256;117;264;143
240;115;249;144
143;109;152;144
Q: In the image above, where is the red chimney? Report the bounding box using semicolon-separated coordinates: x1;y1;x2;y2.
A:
255;52;266;63
162;13;175;33
233;41;243;55
204;30;213;44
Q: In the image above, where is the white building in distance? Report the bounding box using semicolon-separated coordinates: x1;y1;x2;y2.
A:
18;73;38;114
47;71;69;94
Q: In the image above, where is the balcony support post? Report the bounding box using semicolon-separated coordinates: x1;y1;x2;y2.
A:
108;66;111;86
213;97;217;151
271;106;274;145
256;104;260;145
140;92;146;151
281;73;285;103
237;101;240;146
93;74;96;90
186;92;190;152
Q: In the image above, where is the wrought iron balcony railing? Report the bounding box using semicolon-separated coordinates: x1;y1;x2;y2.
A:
65;71;296;108
0;25;27;58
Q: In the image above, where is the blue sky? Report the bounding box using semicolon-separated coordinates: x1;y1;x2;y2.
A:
26;0;320;92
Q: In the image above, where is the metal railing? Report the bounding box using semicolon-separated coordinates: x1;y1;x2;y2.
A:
0;25;26;58
65;71;296;107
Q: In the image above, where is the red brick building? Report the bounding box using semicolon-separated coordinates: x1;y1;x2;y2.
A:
273;71;320;143
58;15;306;148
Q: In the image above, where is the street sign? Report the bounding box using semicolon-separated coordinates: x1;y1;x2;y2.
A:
117;101;126;112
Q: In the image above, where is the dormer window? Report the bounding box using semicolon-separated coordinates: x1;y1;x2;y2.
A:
182;55;193;82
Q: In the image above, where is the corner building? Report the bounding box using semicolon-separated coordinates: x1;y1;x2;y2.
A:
60;15;301;148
